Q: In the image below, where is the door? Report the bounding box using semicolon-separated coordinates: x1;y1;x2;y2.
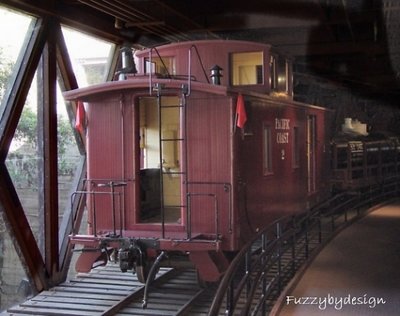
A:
135;95;184;225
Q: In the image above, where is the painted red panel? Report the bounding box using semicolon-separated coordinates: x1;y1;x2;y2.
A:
234;97;331;240
85;93;137;234
186;92;233;240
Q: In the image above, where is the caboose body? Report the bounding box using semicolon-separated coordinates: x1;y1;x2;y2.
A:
65;40;331;282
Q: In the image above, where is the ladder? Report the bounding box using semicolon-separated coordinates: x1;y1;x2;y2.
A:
155;83;189;238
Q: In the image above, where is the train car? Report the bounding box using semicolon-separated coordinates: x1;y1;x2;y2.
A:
64;40;332;283
331;119;400;191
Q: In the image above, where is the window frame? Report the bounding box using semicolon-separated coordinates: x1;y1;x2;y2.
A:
144;56;176;76
263;123;273;175
292;126;300;169
230;51;264;86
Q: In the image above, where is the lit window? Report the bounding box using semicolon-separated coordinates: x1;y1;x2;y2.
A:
145;56;175;77
231;51;263;85
263;124;273;175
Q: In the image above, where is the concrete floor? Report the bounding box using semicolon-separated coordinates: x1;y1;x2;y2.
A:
277;202;400;316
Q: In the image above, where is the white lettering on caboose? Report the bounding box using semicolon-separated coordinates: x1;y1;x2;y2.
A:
275;118;290;144
275;118;290;130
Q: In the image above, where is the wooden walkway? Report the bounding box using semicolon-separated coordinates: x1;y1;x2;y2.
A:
1;264;146;315
0;263;218;316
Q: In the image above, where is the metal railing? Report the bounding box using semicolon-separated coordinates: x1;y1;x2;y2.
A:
70;179;129;237
186;182;232;241
208;176;400;315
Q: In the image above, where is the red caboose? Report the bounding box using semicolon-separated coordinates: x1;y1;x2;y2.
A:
65;40;331;283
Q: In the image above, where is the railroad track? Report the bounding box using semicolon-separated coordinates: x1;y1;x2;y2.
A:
1;264;219;316
0;217;342;316
1;237;320;316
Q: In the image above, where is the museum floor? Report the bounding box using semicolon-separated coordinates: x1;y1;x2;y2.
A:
277;202;400;316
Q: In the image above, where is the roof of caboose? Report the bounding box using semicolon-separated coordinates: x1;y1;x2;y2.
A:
134;39;272;54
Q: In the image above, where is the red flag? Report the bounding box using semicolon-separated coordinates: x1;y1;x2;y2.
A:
75;101;86;133
236;93;247;128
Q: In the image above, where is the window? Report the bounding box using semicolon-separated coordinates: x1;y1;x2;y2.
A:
0;7;35;111
0;7;35;311
277;57;288;92
263;124;273;175
270;55;292;94
145;56;175;77
292;126;300;168
231;51;263;85
270;55;277;90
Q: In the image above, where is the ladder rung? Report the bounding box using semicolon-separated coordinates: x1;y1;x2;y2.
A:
162;171;186;175
160;105;183;108
161;138;184;142
163;205;186;208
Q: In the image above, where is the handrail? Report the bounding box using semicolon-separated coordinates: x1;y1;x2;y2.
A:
148;46;172;95
186;182;232;240
187;193;219;241
187;44;210;96
70;178;131;238
208;176;400;315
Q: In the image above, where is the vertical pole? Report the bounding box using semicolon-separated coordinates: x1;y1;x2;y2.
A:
92;184;97;237
182;88;190;240
226;278;234;316
214;195;219;240
157;84;165;238
187;194;191;240
261;233;267;315
111;182;116;236
276;222;282;292
41;17;59;280
245;248;251;298
291;218;296;276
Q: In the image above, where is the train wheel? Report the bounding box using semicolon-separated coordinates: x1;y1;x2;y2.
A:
136;264;149;283
136;261;158;283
